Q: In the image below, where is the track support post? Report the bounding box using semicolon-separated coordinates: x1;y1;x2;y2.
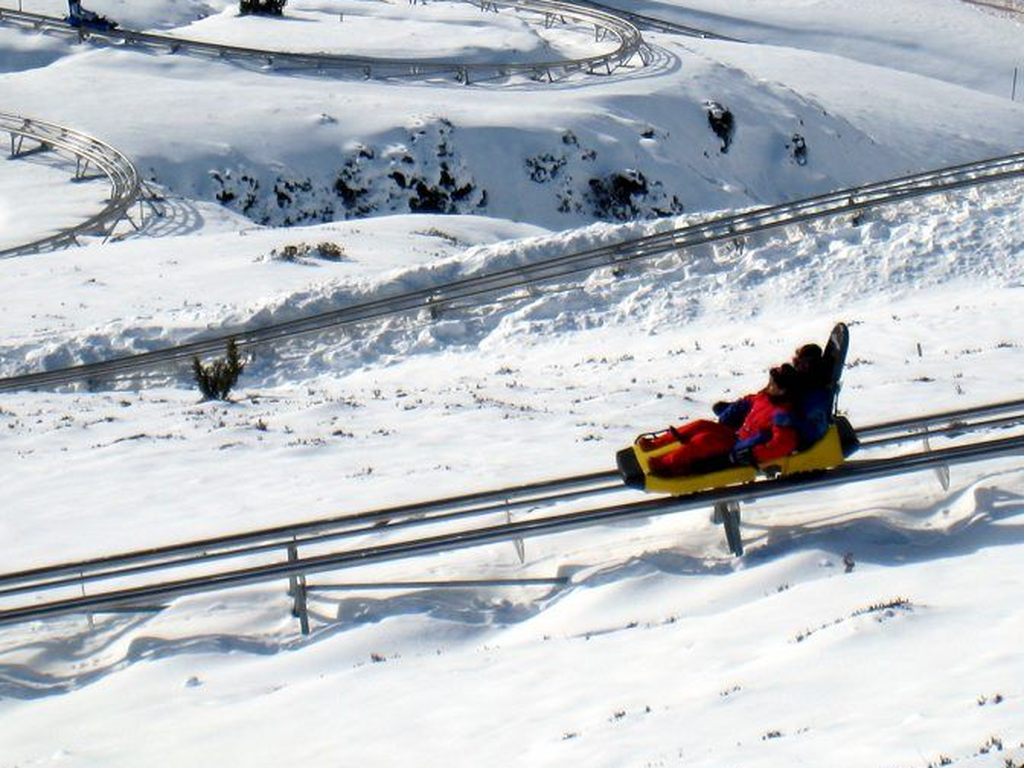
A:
80;570;95;630
507;508;526;564
713;501;744;556
287;544;310;635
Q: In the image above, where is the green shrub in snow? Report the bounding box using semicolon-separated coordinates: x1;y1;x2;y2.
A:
193;340;245;401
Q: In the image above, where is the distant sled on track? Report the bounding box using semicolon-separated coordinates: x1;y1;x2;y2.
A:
65;0;118;31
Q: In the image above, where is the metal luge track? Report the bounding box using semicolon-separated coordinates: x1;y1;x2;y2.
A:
2;432;1023;626
857;396;1024;448
3;150;1024;392
567;0;743;40
0;1;646;84
3;399;1024;626
0;470;622;598
5;397;1023;596
0;112;143;257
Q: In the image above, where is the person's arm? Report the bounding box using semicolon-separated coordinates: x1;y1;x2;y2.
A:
751;412;799;463
715;396;752;428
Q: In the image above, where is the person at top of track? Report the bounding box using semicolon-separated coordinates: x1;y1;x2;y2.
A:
66;0;116;29
641;364;801;478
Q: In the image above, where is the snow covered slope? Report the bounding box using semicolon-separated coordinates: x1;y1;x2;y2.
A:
4;0;1024;229
1;0;1024;765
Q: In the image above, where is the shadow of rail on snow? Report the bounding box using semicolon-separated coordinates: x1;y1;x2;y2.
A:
0;579;571;701
740;483;1024;567
2;479;1023;701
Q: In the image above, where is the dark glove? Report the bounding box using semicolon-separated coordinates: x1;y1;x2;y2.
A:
730;432;767;466
712;400;730;416
716;398;752;428
730;444;755;465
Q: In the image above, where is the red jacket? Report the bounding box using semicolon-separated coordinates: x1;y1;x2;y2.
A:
730;392;799;463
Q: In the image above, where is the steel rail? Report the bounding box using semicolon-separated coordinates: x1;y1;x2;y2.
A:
961;0;1024;15
3;398;1024;602
0;468;622;593
2;430;1022;626
3;149;1024;392
0;112;142;257
859;411;1024;449
0;1;645;83
571;0;743;40
855;396;1024;437
0;402;996;592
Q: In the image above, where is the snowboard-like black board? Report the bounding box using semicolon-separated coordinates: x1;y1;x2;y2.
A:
823;322;849;414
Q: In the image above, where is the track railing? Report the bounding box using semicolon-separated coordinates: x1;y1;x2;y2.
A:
3;400;1024;628
572;0;742;40
0;1;647;83
2;150;1024;391
0;112;142;257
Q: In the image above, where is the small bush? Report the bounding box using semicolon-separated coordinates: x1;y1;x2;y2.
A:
315;241;345;260
239;0;286;16
267;241;346;264
278;244;302;261
413;228;462;246
705;101;735;153
193;340;246;401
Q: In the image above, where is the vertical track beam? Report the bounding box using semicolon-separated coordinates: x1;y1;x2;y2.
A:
80;571;95;630
287;544;310;635
713;501;744;556
916;343;951;490
506;508;526;564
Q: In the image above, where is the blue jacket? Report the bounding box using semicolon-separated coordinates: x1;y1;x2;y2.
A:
793;388;831;448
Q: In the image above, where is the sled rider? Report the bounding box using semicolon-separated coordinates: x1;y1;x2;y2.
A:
642;364;801;477
788;343;834;448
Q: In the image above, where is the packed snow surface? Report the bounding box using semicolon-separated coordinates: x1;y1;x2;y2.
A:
0;152;110;251
1;0;1024;765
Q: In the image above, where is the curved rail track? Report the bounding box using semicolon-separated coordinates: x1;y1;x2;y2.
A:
0;1;649;84
3;149;1024;392
563;0;741;40
3;398;1024;628
0;112;143;258
0;0;734;255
